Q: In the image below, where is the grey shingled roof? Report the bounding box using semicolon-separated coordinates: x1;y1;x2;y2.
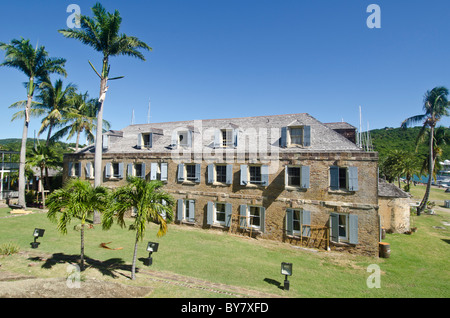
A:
378;179;410;198
76;113;362;154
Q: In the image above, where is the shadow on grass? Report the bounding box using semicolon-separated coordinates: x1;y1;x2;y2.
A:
263;278;283;290
28;253;138;279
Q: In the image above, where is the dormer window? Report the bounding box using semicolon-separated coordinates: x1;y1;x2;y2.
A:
171;129;193;148
213;128;239;148
178;131;189;147
137;133;152;149
289;127;304;146
280;125;311;147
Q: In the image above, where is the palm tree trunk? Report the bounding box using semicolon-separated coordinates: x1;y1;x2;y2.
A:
75;130;81;152
418;126;435;215
131;230;139;280
40;166;45;208
80;221;85;271
93;71;108;224
17;95;32;207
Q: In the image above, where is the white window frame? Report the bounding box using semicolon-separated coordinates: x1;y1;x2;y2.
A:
85;161;95;179
246;205;262;230
214;202;227;225
289;126;304;146
178;131;189;147
142;133;152;148
248;165;262;185
286;165;301;188
221;129;234;147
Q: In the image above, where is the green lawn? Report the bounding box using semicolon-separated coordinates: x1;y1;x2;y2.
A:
0;207;449;297
407;183;450;204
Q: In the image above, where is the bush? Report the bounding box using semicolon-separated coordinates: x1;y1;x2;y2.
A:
0;241;20;256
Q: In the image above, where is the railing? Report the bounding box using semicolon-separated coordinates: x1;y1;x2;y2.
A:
0;162;19;170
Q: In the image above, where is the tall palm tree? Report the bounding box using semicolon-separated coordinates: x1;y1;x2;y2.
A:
51;91;110;151
102;177;174;280
401;86;450;214
47;179;110;270
418;126;449;182
26;143;61;208
58;3;151;223
36;78;77;146
0;38;67;207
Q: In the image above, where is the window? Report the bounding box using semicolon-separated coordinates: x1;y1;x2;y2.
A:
186;164;196;181
137;133;152;149
112;163;120;178
105;162;124;179
177;163;201;183
240;165;269;186
216;165;227;183
280;125;311;147
178;131;189;146
290;127;303;146
285;165;310;189
221;129;233;147
215;203;226;223
68;162;82;178
286;209;311;237
207;201;232;226
249;166;261;184
214;128;238;148
330;166;358;191
330;213;359;244
287;167;300;187
85;162;94;179
239;204;265;232
149;162;168;181
177;199;195;223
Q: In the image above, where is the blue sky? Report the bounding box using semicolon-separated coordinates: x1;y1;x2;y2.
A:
1;0;450;143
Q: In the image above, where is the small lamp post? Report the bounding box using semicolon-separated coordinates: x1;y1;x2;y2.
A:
144;242;159;266
281;262;293;291
31;228;45;249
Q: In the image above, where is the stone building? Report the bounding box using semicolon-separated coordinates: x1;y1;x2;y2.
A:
63;113;380;256
378;179;410;234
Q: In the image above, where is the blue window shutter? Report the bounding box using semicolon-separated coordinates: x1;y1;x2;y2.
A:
177;199;184;221
171;132;178;147
233;129;239;147
85;162;91;178
330;213;339;242
161;163;168;181
137;133;142;149
284;166;289;187
195;163;201;183
207;164;214;184
330;166;339;190
213;129;221;148
348;166;359;191
226;164;233;185
102;134;109;150
239;204;247;229
118;163;124;179
127;163;133;177
150;162;158;180
240;165;248;185
349;214;359;244
177;164;184;182
303;126;311;146
141;163;146;179
302;210;311;237
105;163;111;178
207;201;214;225
301;166;310;189
286;208;293;236
280;127;287;148
261;165;269;186
225;203;232;227
68;162;73;177
187;130;193;147
149;133;153;148
260;207;266;233
188;200;195;222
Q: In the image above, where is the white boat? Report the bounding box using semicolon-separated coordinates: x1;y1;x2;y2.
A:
437;159;450;186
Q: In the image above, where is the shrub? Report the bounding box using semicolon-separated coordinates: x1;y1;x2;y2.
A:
0;241;20;256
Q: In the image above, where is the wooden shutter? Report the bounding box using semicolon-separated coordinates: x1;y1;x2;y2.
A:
280;127;287;147
141;163;146;179
303;126;311;146
347;166;359;191
188;200;195;222
177;199;184;221
150;162;158;180
302;210;311;237
171;132;178;147
239;204;247;229
160;163;168;181
330;166;339;190
177;164;185;182
213;129;221;148
233;129;239;147
349;214;359;244
261;165;269;186
260;207;266;233
148;133;153;148
127;163;133;177
137;133;142;149
195;163;201;183
207;164;214;184
207;201;214;225
85;162;91;178
118;163;124;179
301;166;310;189
330;213;339;242
286;208;294;236
225;203;232;227
68;162;73;177
226;164;233;185
105;163;111;178
102;134;109;150
187;130;193;147
240;165;248;185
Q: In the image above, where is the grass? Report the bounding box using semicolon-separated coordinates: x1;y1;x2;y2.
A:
407;183;450;204
0;206;449;298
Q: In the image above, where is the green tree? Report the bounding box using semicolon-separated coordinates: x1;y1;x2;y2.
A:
0;38;67;208
58;3;151;223
47;179;109;270
401;87;450;215
102;177;174;280
26;143;61;208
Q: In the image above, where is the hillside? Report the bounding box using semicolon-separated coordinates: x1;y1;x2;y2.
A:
370;126;450;160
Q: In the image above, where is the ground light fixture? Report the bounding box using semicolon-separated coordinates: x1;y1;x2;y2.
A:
281;262;293;291
31;228;45;249
144;242;159;266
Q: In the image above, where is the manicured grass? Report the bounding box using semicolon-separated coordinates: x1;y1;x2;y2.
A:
0;207;449;297
407;184;450;204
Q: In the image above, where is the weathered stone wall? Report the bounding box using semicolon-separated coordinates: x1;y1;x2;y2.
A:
379;197;410;234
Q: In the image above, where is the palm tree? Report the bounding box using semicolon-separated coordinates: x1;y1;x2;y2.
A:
0;38;67;208
418;126;449;183
51;91;111;151
47;179;109;270
58;3;151;223
102;177;174;280
401;87;450;214
26;143;61;208
36;78;77;146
